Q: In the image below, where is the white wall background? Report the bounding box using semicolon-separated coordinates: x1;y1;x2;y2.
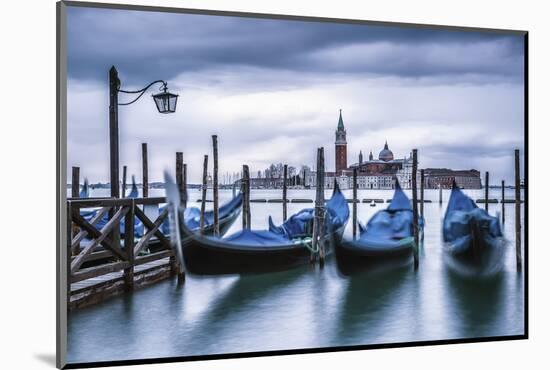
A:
0;0;546;369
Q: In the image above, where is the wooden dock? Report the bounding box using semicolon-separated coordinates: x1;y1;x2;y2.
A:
70;257;172;310
67;196;180;310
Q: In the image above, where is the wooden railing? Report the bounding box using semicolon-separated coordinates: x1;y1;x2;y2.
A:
67;197;176;290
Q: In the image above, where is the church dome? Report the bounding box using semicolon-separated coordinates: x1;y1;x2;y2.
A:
378;141;394;161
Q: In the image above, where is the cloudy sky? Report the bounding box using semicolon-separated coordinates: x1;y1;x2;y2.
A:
66;5;525;185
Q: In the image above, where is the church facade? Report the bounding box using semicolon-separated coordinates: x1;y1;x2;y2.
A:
333;110;413;189
306;110;413;190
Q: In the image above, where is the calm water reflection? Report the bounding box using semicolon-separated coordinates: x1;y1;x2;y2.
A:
67;188;524;364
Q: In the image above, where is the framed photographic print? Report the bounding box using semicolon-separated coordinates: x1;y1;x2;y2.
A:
56;1;527;368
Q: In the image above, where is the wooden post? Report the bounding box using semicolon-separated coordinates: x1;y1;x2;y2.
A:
283;164;288;221
212;135;220;236
515;149;522;270
142;143;148;198
501;180;505;224
200;155;208;234
183;163;188;208
352;168;357;240
439;183;443;205
122;165;127;198
411;149;419;270
420;169;425;218
71;166;80;198
242;165;251;230
484;171;489;212
71;167;80;256
312;148;326;265
109;66;120;198
123;200;134;289
176;152;184;205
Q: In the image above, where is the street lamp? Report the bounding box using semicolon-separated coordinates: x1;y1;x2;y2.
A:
109;65;178;197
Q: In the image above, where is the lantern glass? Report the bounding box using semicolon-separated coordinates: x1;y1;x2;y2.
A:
152;91;178;113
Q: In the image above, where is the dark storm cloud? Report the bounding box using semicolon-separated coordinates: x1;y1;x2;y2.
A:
67;6;524;85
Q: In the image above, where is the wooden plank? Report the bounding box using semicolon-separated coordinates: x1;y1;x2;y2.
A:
71;197;133;208
135;250;173;266
71;261;130;283
70;257;171;294
71;206;111;248
133;197;166;205
134;207;169;255
71;207;128;271
70;206;129;273
134;206;171;249
71;249;113;264
71;210;125;258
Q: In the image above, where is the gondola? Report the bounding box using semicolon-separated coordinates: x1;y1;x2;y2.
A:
81;175;242;239
442;182;505;275
164;173;349;275
159;192;243;237
335;181;422;273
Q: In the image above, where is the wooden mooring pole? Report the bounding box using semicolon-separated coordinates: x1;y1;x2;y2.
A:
439;183;442;205
71;166;80;198
183;163;188;208
352;168;357;240
484;171;489;212
283;164;288;221
173;153;187;281
71;166;80;256
312;147;326;266
515;149;522;270
242;165;251;230
122;165;127;198
420;169;425;218
176;152;184;205
142;143;148;198
411;149;419;270
501;180;505;224
212;135;220;236
200;155;208;234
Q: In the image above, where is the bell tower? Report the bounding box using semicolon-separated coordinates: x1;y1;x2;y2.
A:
335;109;347;174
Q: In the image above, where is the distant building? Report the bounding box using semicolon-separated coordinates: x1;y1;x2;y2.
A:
335;109;347;175
250;177;284;189
423;168;481;189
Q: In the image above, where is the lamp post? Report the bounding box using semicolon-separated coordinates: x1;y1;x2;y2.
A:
109;66;178;197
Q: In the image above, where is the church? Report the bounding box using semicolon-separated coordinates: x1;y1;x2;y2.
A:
320;110;413;189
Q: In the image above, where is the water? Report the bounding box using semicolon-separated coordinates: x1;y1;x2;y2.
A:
67;188;525;364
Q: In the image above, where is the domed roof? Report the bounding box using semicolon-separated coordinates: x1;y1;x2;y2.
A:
378;141;394;161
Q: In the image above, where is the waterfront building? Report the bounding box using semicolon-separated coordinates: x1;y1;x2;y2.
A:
422;168;481;189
